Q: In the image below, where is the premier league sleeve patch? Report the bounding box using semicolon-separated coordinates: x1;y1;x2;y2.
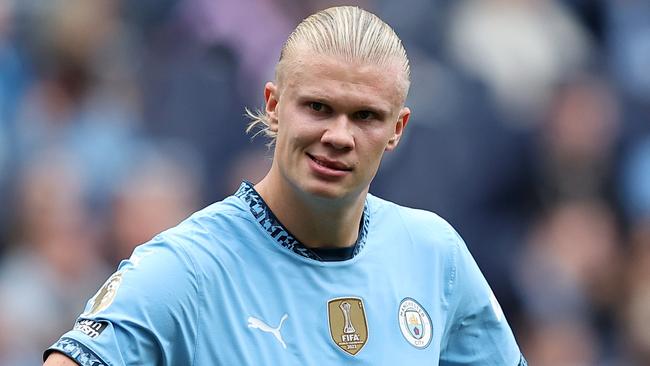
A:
74;319;109;339
398;297;432;349
83;270;124;317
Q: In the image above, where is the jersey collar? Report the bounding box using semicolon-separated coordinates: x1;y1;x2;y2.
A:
235;181;369;261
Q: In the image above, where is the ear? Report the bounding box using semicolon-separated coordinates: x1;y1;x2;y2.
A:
264;82;280;132
386;107;410;151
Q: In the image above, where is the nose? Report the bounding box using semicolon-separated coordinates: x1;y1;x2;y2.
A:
321;115;355;150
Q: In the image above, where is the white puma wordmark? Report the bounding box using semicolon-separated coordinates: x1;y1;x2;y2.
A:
247;314;289;349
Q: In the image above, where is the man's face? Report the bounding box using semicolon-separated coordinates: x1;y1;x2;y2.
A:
265;53;410;201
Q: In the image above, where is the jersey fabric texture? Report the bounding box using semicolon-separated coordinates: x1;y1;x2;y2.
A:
46;181;526;365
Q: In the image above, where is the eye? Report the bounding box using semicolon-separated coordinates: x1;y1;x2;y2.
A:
354;110;375;121
310;102;326;112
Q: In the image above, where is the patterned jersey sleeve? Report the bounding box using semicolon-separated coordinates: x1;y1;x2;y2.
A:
439;230;526;366
44;235;199;366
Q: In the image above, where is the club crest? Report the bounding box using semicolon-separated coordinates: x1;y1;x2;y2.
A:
405;310;424;339
398;298;432;349
327;297;368;356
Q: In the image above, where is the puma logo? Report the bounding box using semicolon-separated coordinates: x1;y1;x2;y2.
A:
247;314;289;349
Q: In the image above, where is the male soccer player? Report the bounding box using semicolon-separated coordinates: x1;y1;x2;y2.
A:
44;6;527;365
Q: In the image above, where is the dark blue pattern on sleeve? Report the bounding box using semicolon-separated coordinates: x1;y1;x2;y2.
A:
47;337;108;366
235;181;369;261
518;353;528;366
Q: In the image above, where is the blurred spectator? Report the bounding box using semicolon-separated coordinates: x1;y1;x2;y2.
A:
179;0;294;100
623;222;650;365
447;0;593;123
517;72;628;364
10;0;141;207
0;0;32;250
516;198;624;364
0;150;110;365
522;320;598;366
518;199;621;321
135;3;264;202
534;74;621;206
106;141;203;265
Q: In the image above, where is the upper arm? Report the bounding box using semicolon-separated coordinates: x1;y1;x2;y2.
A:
44;236;200;365
44;352;79;366
439;232;522;365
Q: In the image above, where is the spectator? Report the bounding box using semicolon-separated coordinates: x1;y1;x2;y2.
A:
0;150;110;365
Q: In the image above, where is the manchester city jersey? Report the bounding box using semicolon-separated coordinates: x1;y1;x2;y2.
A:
46;182;527;365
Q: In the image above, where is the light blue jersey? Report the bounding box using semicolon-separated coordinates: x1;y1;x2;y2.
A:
46;182;526;365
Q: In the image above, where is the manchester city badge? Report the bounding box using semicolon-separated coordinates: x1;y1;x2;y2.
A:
398;297;432;349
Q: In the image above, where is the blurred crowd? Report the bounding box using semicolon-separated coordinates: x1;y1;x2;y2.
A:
0;0;648;365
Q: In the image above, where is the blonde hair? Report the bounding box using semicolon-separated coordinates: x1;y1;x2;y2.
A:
246;6;410;147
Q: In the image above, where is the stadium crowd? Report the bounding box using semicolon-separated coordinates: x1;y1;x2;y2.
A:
0;0;649;365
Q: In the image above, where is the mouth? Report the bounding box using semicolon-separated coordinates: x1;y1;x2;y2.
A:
307;153;353;172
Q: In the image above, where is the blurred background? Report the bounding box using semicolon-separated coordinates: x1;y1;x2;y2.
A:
0;0;648;364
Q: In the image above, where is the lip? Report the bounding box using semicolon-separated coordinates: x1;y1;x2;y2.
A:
307;153;352;178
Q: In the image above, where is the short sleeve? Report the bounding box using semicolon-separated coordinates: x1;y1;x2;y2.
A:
44;236;200;366
439;231;525;366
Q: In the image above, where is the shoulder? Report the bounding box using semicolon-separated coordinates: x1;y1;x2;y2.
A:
157;194;255;254
367;193;462;250
103;193;255;294
133;193;267;286
367;193;451;226
177;194;253;232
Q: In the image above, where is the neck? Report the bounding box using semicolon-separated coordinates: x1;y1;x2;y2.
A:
254;175;367;249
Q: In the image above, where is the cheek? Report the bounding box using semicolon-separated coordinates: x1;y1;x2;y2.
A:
356;136;390;167
288;119;324;144
276;118;318;153
363;129;392;154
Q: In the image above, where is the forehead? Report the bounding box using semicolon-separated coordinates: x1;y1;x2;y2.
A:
280;53;407;111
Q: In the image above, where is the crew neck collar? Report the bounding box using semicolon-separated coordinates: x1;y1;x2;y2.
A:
234;181;369;261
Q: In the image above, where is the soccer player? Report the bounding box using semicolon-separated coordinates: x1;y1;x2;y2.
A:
44;6;527;365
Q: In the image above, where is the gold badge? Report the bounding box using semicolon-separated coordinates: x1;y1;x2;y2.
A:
84;271;124;316
327;297;368;355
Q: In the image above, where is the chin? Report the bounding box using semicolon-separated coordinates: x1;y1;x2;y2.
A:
296;179;349;200
299;178;370;204
303;184;346;200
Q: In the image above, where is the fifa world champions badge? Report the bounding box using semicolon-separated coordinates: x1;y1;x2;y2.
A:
327;297;368;355
398;297;432;349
